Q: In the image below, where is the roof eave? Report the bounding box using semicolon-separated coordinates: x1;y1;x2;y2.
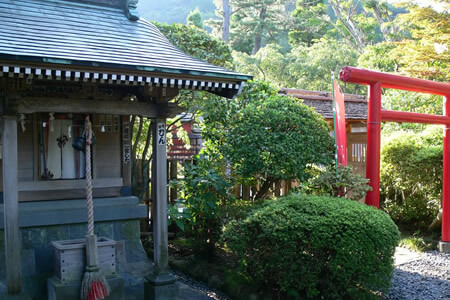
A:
0;54;253;82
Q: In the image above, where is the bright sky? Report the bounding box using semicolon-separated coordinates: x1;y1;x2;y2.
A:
387;0;449;12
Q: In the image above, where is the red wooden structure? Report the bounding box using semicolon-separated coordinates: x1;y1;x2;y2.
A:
339;67;450;245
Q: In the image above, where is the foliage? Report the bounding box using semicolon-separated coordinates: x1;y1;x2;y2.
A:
154;22;233;68
357;43;398;72
202;80;334;200
228;0;293;54
234;38;360;92
398;231;440;252
287;38;360;92
304;165;371;201
173;156;234;255
380;126;442;229
232;44;296;88
187;7;204;29
389;3;449;81
290;0;398;52
289;0;330;46
381;90;444;133
223;194;400;299
357;3;449;82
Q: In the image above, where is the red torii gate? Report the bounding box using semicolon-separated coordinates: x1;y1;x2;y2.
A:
339;67;450;253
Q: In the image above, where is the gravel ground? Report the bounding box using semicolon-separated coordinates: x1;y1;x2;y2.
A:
173;270;231;300
173;249;449;300
386;251;450;300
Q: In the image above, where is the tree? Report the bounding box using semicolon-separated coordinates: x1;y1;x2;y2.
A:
155;22;233;68
202;81;334;200
290;0;397;52
209;0;232;42
222;0;231;42
289;0;331;46
230;0;293;54
233;44;297;87
388;3;449;81
187;8;204;29
288;38;360;91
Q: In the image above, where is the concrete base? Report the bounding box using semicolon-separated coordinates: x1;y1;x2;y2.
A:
144;273;178;300
0;292;32;300
439;241;450;253
47;276;124;300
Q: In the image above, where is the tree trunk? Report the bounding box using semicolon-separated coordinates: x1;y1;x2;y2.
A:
252;7;266;55
370;4;390;42
429;209;442;231
254;177;274;200
328;1;366;53
222;0;231;43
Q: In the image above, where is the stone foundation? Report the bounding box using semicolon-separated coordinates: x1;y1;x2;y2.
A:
0;197;150;299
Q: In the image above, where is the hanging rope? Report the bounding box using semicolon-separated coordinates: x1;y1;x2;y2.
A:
81;115;110;300
85;115;94;236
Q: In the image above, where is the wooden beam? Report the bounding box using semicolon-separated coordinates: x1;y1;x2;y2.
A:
8;97;184;118
2;116;22;294
18;177;123;192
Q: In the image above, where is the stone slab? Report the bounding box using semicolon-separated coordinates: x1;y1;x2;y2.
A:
394;247;423;266
145;282;178;300
0;197;146;229
145;273;178;300
439;241;450;253
47;276;124;300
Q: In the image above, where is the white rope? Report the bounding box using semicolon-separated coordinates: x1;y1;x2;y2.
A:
85;115;94;236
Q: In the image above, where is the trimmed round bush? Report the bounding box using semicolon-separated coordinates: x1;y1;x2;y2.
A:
222;194;400;299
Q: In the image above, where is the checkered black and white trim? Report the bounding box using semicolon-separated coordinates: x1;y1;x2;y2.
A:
0;65;242;92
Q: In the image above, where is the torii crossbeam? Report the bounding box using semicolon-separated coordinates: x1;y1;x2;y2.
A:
339;67;450;253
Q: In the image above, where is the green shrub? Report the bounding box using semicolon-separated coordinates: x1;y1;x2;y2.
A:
303;165;372;200
380;127;442;229
172;156;233;256
223;194;400;299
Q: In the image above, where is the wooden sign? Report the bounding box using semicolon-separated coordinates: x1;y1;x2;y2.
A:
157;123;166;146
123;144;131;163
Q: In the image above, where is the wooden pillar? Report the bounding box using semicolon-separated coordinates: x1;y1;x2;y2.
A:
122;116;132;188
151;118;169;274
2;116;22;294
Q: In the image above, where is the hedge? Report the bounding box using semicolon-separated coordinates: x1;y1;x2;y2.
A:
222;194;400;299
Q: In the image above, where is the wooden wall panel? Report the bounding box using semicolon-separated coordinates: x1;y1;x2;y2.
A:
93;115;121;179
18;123;34;182
94;132;121;178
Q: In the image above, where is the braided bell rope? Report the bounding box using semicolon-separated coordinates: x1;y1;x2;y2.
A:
85;115;94;236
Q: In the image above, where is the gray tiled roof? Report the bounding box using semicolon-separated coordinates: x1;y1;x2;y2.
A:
279;89;367;120
302;99;368;120
0;0;250;81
